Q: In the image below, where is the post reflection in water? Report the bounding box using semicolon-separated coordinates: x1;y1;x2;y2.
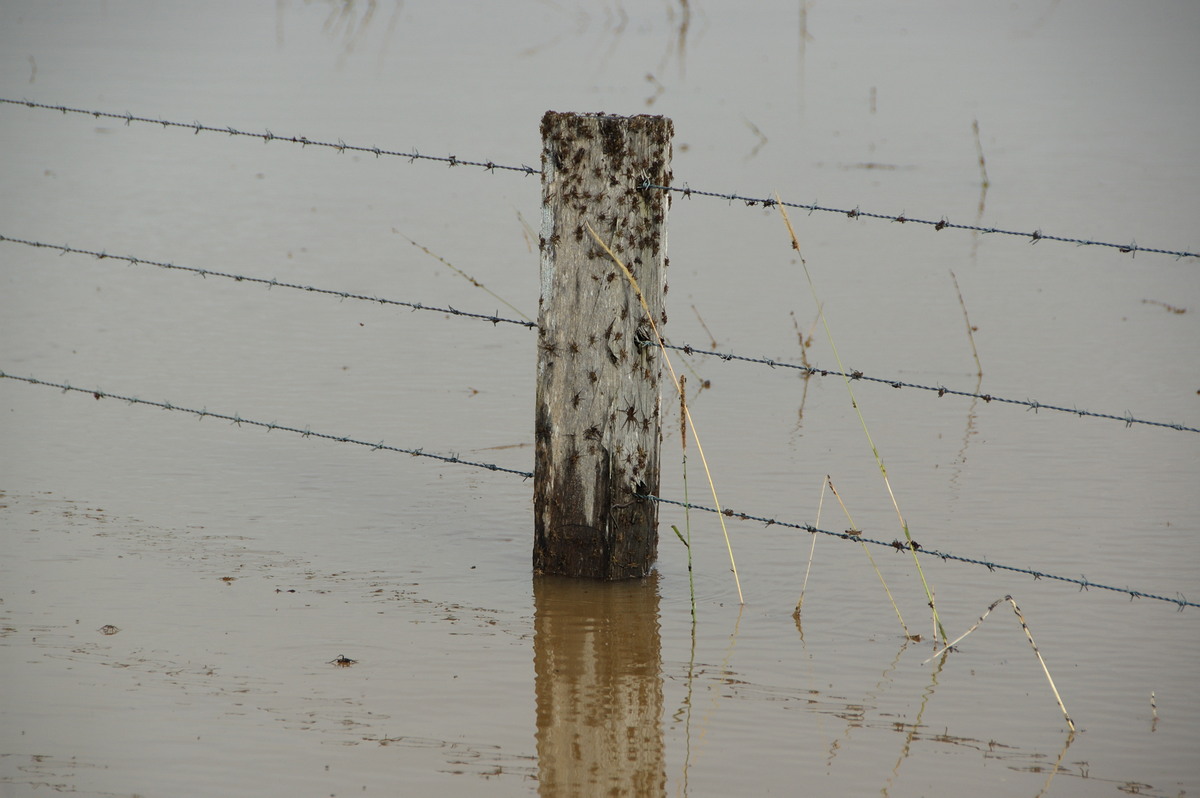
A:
533;574;666;798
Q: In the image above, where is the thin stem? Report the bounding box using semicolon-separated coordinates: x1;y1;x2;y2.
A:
586;222;743;604
924;595;1075;732
775;195;946;643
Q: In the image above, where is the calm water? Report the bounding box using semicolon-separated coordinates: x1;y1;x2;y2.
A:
2;2;1198;796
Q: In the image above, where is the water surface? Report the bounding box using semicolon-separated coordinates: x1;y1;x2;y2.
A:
1;2;1198;796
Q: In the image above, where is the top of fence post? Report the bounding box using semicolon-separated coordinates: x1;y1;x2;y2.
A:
533;110;673;579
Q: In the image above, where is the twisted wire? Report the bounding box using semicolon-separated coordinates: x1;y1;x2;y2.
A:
0;371;532;479
4;97;1195;260
0;233;536;330
641;182;1199;261
0;98;538;176
642;494;1198;610
1;369;1192;609
5;231;1192;434
659;342;1200;435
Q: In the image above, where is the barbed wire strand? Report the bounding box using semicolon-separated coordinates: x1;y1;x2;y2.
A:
0;233;536;330
0;371;532;479
640;182;1199;261
0;98;539;176
4;231;1193;435
655;341;1200;435
3;97;1196;261
1;369;1192;610
642;494;1197;610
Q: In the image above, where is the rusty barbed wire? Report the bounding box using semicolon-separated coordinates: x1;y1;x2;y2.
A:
0;97;539;176
0;371;533;479
4;231;1193;435
4;97;1196;261
0;233;536;330
642;494;1198;610
640;182;1200;261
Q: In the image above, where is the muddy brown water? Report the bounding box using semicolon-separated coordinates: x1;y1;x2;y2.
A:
2;2;1198;796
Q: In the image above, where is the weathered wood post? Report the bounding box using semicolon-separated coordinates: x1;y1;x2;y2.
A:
534;111;673;579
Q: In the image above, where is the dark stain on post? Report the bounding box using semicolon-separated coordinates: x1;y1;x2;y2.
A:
534;111;672;579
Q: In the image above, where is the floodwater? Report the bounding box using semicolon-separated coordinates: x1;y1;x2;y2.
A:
1;1;1198;796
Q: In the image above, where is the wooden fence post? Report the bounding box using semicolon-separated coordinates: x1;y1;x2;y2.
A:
534;111;673;579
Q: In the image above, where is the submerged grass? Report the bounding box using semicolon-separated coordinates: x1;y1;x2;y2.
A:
673;375;697;623
972;118;991;190
794;475;826;616
924;595;1076;732
775;194;947;644
401;234;534;323
950;269;983;378
826;478;915;640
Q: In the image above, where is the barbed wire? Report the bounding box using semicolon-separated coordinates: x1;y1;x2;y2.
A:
0;98;539;176
5;231;1193;435
656;341;1200;435
4;97;1196;261
0;371;532;479
641;182;1200;261
642;494;1197;610
1;369;1192;610
0;233;536;330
